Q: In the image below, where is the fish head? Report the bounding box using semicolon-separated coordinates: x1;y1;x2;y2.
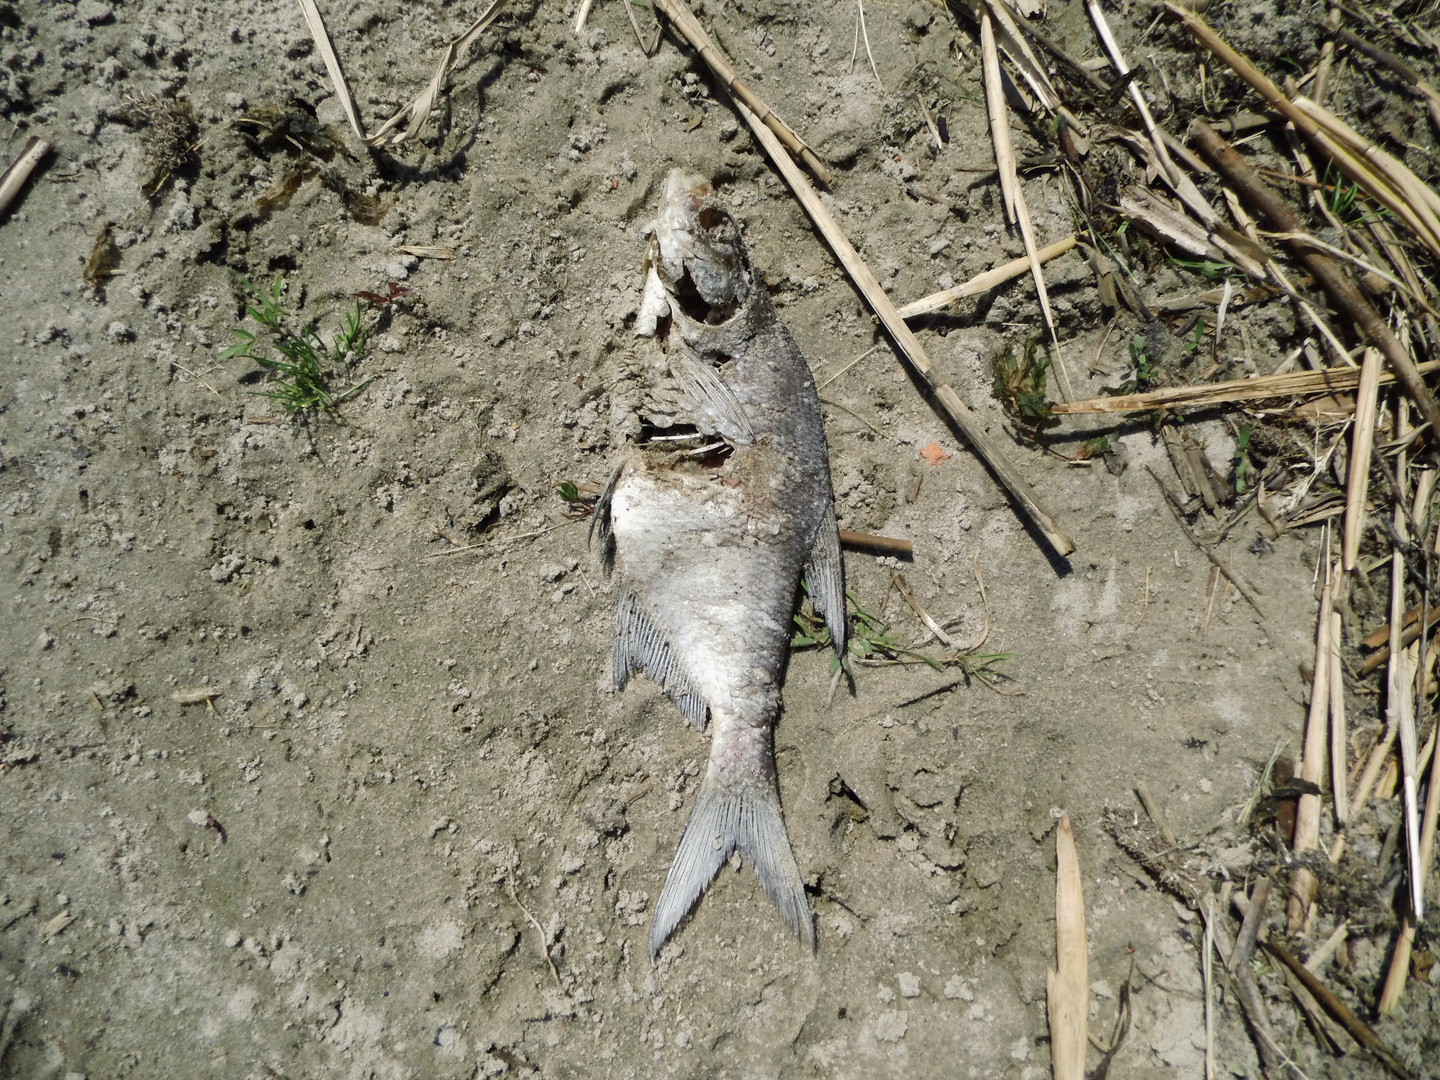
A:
640;169;751;333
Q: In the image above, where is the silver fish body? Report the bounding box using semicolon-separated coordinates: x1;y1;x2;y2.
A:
595;170;846;956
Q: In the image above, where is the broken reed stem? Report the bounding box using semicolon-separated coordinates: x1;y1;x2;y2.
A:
1390;452;1427;922
1228;875;1270;977
1134;782;1178;846
0;135;51;218
980;13;1017;225
838;530;914;557
897;236;1078;320
1289;561;1334;932
295;0;366;140
1052;359;1440;415
1190;121;1440;438
1378;916;1417;1015
1343;348;1384;574
1264;941;1416;1079
1046;814;1087;1080
1330;608;1348;825
731;96;1076;558
651;0;832;185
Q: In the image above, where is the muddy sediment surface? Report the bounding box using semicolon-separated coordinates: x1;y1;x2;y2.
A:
1;0;1438;1076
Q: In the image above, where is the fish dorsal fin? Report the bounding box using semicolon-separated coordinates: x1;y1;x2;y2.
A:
804;504;847;657
613;585;707;730
668;342;755;445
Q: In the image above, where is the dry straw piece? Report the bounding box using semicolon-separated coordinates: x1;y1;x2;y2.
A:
1050;359;1440;415
0;136;51;219
1046;814;1087;1080
1288;560;1334;932
295;0;366;140
1341;348;1383;573
897;236;1077;319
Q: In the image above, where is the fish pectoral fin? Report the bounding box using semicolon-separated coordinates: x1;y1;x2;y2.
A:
668;344;755;445
649;773;814;959
613;586;708;730
803;504;847;657
590;459;625;572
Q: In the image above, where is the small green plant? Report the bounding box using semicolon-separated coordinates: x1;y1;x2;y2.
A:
1234;422;1253;493
792;589;1009;686
1183;317;1207;354
1129;332;1156;386
222;274;375;414
1169;255;1235;279
992;337;1059;439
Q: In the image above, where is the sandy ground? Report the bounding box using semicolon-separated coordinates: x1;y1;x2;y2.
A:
1;0;1437;1077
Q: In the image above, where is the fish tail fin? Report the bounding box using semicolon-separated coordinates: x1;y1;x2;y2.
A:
649;771;814;959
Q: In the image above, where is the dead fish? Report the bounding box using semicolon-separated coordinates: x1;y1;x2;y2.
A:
594;170;847;957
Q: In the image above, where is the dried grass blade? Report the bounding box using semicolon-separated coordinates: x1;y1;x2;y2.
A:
897;235;1077;319
1051;358;1440;414
731;95;1076;557
296;0;366;140
1046;814;1088;1080
1342;347;1383;572
0;135;51;218
369;0;510;147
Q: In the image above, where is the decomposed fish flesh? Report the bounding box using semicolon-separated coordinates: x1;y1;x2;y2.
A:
594;170;848;957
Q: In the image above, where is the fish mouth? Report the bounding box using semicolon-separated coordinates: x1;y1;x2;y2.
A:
648;169;750;326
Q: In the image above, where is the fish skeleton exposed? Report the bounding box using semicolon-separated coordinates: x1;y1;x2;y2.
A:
594;170;847;957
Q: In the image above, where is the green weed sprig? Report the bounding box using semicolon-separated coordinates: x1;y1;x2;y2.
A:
222;274;376;414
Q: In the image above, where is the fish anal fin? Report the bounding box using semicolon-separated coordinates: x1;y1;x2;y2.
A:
803;504;847;657
613;586;707;730
648;772;814;958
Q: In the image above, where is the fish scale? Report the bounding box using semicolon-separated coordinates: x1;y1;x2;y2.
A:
594;169;847;957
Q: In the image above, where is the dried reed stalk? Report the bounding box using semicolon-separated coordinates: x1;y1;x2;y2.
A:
1393;583;1426;920
897;236;1077;319
1191;120;1440;437
839;530;914;557
1288;561;1334;932
295;0;366;140
1052;358;1440;415
731;95;1076;557
652;0;832;185
1329;607;1348;825
980;12;1017;224
1046;814;1087;1080
1342;348;1383;573
369;0;510;146
0;136;51;219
